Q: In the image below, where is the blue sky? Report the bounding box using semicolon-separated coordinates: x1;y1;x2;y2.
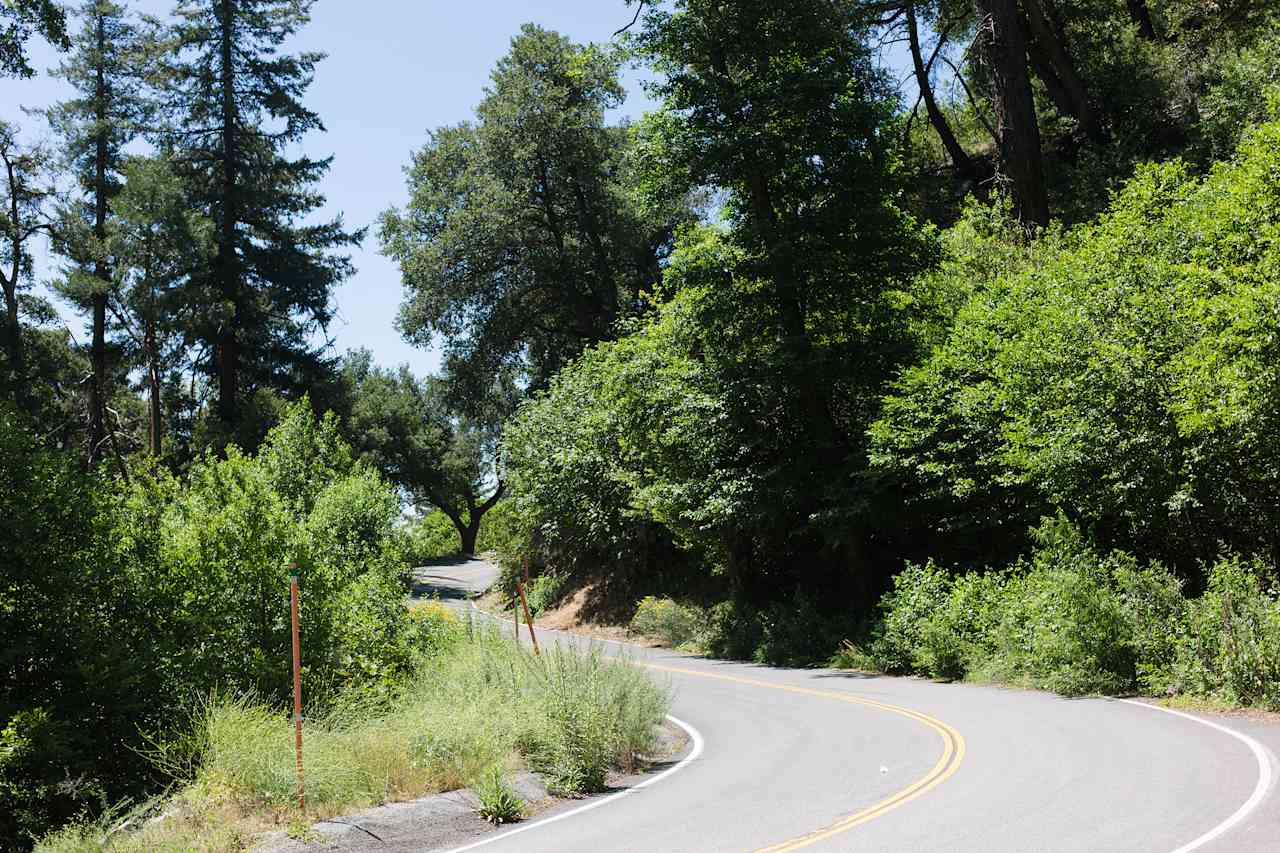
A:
2;1;912;379
0;0;660;377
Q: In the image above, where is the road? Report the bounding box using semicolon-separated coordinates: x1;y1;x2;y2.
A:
414;559;1280;853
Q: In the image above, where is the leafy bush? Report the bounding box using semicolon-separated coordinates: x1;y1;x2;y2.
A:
872;117;1280;575
404;510;460;564
474;499;521;557
869;563;954;675
525;572;569;617
406;601;464;659
629;596;706;648
856;517;1280;707
3;401;420;849
149;404;415;704
699;595;858;667
1174;556;1280;709
0;410;153;847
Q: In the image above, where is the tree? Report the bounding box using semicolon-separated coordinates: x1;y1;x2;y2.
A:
341;352;505;555
871;119;1280;575
0;0;69;78
156;0;360;445
976;0;1048;225
0;122;57;403
380;25;693;407
48;0;148;465
108;155;213;457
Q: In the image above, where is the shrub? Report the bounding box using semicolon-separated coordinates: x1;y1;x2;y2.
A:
853;518;1280;704
1112;558;1187;693
406;601;464;659
629;596;706;648
869;562;953;675
981;562;1136;697
525;572;569;617
1174;556;1280;709
752;594;856;668
4;401;421;849
691;594;857;667
404;510;460;564
474;500;521;557
872;118;1280;575
702;599;765;662
914;571;1008;680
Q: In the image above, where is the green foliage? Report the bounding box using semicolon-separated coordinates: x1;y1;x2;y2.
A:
0;408;138;846
873;118;1280;573
380;24;692;402
525;572;568;618
2;401;417;849
1174;557;1280;709
473;767;524;825
474;499;521;556
405;510;462;563
501;296;713;592
630;597;706;649
859;516;1280;707
869;563;956;676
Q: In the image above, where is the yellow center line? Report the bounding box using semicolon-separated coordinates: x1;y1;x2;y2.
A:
466;603;966;850
641;662;967;853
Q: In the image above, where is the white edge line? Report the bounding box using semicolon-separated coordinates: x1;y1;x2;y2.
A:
442;714;705;853
1120;698;1276;853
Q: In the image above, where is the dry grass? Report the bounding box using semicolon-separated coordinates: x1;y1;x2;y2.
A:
36;620;669;852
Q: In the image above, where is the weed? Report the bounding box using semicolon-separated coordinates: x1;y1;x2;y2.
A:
473;767;524;825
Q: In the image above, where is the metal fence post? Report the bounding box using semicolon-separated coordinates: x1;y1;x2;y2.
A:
289;563;305;812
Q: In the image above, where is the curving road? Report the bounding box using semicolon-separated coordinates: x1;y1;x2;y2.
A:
414;560;1280;853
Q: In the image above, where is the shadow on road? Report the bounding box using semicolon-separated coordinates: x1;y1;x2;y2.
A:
408;555;497;601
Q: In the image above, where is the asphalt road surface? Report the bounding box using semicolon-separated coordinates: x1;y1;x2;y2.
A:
413;559;1280;853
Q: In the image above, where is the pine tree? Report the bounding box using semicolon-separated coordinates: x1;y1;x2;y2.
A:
108;154;213;457
158;0;360;446
0;0;69;78
48;0;147;465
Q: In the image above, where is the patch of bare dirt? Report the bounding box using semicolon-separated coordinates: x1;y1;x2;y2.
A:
535;584;668;647
475;583;667;648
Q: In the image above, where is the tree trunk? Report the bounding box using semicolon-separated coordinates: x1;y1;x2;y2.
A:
145;308;162;456
1022;0;1103;142
88;11;110;465
459;519;481;556
215;0;241;432
906;3;977;180
88;293;107;461
978;0;1050;225
3;149;25;387
1;287;20;388
1126;0;1158;40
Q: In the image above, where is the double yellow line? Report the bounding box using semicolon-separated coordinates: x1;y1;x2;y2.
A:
643;663;967;853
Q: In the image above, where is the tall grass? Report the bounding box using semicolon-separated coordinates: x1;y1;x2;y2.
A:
36;620;670;851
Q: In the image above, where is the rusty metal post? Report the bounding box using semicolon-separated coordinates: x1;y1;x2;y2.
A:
289;563;305;812
517;580;540;655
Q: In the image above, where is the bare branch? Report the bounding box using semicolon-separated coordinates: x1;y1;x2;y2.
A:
614;1;646;37
941;54;998;142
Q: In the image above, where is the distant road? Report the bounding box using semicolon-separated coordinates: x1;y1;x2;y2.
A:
413;559;1280;853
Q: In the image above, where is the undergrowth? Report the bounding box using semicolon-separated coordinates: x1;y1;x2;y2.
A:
36;620;669;851
847;517;1280;708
